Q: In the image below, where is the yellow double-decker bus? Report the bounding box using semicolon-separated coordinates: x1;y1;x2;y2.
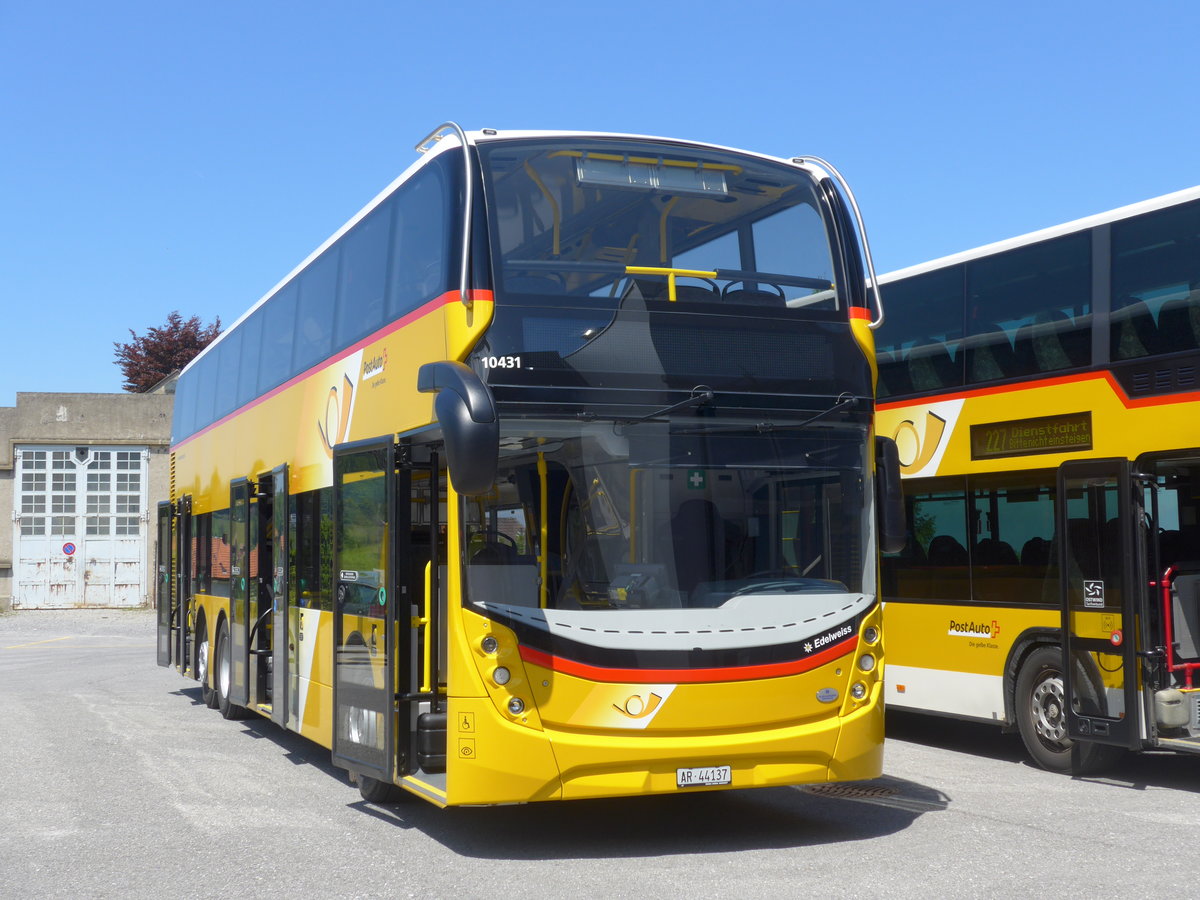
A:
875;185;1200;773
156;124;903;806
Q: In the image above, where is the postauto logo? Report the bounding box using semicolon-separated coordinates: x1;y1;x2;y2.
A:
948;619;1001;639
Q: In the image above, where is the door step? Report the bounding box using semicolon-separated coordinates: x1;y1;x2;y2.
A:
1156;735;1200;754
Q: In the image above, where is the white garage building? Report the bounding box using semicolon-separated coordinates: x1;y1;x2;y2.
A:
0;390;173;611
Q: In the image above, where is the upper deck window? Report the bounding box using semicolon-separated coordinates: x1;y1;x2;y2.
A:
1111;198;1200;359
478;139;839;314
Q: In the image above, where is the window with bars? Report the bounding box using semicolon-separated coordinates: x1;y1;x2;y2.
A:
20;451;48;535
18;447;146;539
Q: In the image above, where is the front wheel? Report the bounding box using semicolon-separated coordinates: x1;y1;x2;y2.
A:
1014;645;1121;775
357;775;404;804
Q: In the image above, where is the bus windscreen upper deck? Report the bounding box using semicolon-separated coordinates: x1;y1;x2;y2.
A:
475;137;869;408
480;138;839;303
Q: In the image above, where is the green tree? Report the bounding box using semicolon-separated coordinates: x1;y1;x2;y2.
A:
113;311;221;392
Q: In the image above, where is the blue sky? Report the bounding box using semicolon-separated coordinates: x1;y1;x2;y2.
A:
1;0;1196;404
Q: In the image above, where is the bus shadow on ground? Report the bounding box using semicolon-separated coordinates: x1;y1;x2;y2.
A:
196;690;949;858
169;685;210;707
354;774;949;860
1075;752;1200;794
886;709;1200;794
885;709;1028;765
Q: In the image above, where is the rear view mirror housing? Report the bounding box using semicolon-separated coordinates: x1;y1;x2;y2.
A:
876;435;906;555
417;361;498;496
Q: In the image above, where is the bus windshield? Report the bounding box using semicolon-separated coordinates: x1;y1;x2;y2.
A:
464;416;871;617
478;138;839;312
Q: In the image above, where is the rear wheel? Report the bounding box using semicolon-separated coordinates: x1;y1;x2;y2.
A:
215;620;250;721
1014;645;1122;775
196;620;218;709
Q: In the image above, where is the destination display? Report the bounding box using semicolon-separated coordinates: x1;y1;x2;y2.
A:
969;411;1092;460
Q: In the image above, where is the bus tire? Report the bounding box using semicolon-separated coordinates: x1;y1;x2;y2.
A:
196;617;218;709
1014;645;1121;775
358;775;404;804
215;619;251;721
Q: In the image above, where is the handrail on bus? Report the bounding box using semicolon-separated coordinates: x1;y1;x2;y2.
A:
792;155;884;330
416;121;475;307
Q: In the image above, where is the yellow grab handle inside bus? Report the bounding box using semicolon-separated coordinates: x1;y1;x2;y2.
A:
625;266;718;302
410;561;433;694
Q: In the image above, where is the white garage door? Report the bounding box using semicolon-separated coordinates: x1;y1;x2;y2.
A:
13;446;149;609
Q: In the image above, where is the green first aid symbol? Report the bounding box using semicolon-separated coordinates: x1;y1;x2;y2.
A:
687;469;706;490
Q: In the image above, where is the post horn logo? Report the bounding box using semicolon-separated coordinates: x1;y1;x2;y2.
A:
612;692;664;719
892;410;947;474
318;374;355;458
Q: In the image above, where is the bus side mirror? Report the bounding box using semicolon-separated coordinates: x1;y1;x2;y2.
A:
876;435;907;555
417;361;498;496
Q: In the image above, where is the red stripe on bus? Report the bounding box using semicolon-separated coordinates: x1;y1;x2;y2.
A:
172;289;493;450
849;306;872;320
517;639;856;684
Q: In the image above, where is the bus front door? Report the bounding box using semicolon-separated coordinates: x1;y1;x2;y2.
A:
332;440;400;786
1057;459;1143;751
268;465;290;727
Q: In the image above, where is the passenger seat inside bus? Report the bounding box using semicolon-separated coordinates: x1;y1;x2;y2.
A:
1153;290;1200;354
927;535;968;566
1111;297;1164;359
722;281;786;307
907;343;959;392
973;538;1018;566
1020;536;1052;567
967;326;1017;382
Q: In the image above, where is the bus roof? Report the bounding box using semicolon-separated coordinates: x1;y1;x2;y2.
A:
182;128;833;377
879;183;1200;285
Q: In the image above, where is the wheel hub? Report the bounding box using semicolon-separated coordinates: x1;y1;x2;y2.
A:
1031;675;1067;743
198;636;209;684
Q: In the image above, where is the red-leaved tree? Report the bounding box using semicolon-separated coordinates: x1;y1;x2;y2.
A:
114;311;221;392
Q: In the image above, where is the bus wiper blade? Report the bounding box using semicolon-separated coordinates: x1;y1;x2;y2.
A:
752;393;858;433
618;385;715;424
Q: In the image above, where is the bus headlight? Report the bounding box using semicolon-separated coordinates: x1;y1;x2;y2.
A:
851;682;868;700
493;666;511;686
858;654;876;673
862;625;879;645
481;636;499;654
507;697;525;715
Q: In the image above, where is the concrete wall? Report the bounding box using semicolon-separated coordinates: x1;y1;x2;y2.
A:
0;392;173;611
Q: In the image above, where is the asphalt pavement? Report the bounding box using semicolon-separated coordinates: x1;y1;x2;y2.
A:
1;608;1197;899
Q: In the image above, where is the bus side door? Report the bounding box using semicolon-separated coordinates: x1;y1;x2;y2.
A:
1057;459;1144;750
331;439;401;785
269;464;290;727
228;478;253;708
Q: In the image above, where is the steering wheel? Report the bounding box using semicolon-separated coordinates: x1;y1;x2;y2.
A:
473;529;517;549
